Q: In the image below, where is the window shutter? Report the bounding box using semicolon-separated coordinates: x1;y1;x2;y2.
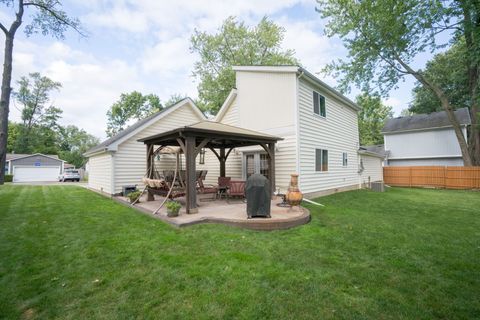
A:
313;92;320;115
315;149;322;171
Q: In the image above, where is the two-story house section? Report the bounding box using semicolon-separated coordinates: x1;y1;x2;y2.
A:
215;66;378;198
383;108;471;166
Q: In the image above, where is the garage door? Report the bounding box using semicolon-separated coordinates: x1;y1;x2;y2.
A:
13;166;60;182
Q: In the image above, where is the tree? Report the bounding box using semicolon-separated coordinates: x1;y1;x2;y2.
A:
57;125;99;168
6;121;19;152
356;93;393;146
106;91;163;137
410;40;470;114
0;0;83;184
191;16;298;114
316;0;480;166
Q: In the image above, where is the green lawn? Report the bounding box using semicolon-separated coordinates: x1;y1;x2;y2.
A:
0;186;479;319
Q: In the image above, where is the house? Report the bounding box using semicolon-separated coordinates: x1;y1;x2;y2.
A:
210;65;383;197
382;108;471;166
85;66;384;197
84;98;206;195
6;153;65;182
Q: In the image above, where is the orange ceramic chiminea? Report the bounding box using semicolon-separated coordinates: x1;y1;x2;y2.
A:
286;173;303;206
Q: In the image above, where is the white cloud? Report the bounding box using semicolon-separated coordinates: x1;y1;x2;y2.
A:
3;0;373;141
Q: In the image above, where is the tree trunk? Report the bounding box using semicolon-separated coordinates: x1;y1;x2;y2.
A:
0;35;14;184
460;0;480;165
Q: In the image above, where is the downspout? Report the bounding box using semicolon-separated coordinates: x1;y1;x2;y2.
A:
295;69;305;192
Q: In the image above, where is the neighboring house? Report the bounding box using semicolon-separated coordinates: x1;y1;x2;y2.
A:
211;66;382;197
84;98;206;195
6;153;65;182
383;108;471;166
85;66;384;197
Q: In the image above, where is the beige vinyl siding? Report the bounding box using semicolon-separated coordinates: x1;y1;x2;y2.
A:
297;78;360;195
359;154;384;185
219;96;239;126
88;153;113;194
216;97;243;180
216;72;298;190
113;105;204;194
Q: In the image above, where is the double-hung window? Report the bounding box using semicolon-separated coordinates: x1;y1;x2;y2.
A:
315;149;328;172
313;91;326;117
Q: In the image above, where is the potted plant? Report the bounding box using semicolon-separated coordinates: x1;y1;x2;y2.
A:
127;191;142;204
166;200;181;217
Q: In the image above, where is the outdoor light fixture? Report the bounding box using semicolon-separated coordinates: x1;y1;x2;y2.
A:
199;148;205;164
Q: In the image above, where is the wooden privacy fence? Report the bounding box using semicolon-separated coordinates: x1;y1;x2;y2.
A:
383;166;480;189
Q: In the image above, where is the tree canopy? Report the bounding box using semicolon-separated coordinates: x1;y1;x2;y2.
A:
356;93;393;146
410;40;470;114
8;72;98;167
316;0;480;165
0;0;83;183
106;91;163;138
191;16;298;114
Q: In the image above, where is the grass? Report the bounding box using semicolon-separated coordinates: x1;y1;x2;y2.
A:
0;185;479;319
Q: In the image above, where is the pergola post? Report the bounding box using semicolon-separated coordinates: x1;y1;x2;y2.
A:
219;147;226;177
268;142;276;197
146;143;155;201
185;136;198;214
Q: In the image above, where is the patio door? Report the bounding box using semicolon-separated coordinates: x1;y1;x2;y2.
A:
244;152;269;179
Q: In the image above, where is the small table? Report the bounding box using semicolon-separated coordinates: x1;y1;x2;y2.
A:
276;193;290;207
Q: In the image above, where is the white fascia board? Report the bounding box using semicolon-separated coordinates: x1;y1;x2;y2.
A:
108;98;206;151
382;124;468;135
358;150;385;159
215;89;237;122
232;66;299;73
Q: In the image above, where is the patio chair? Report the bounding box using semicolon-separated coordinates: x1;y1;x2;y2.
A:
197;177;218;201
227;180;246;202
217;176;231;199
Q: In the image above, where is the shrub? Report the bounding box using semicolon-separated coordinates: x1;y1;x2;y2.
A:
127;191;142;203
4;175;13;182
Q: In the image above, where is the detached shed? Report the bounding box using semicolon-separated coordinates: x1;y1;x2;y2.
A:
7;153;65;182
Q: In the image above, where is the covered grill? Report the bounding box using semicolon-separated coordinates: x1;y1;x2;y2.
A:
245;174;271;218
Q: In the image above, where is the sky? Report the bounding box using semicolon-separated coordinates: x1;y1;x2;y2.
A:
1;0;430;140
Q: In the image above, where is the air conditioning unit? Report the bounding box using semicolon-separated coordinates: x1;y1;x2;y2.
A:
371;181;385;192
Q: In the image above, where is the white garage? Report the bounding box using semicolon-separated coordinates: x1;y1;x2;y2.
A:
7;154;65;182
13;166;61;182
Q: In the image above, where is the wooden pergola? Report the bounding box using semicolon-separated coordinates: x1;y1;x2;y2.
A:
138;121;282;214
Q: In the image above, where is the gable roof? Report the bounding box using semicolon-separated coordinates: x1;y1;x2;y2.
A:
7;153;63;162
84;98;205;156
231;65;360;111
358;145;388;158
382;107;471;134
214;89;237;122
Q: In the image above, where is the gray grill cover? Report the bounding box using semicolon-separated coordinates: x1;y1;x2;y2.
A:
245;174;271;218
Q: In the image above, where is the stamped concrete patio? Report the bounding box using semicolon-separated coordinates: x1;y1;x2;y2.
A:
116;194;310;231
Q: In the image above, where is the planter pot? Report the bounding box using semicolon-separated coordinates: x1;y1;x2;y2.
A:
167;208;180;217
286;174;303;206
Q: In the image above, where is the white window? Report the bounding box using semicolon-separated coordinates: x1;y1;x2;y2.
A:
342;152;348;167
315;149;328;172
313;91;326;117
